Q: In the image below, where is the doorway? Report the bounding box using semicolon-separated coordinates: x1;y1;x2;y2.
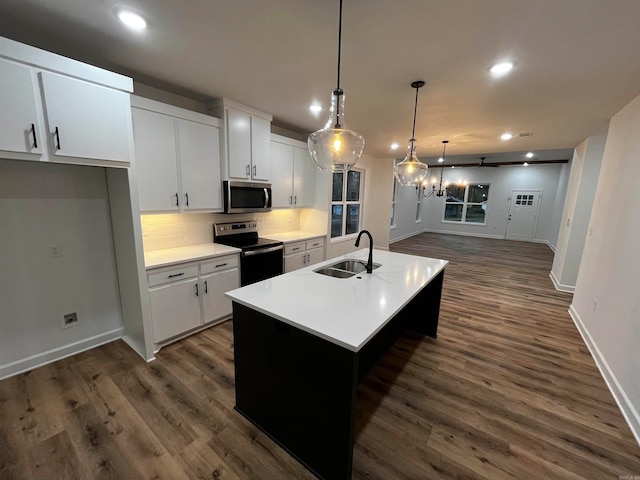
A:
505;190;542;241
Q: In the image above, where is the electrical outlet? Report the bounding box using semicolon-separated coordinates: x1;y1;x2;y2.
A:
50;245;62;258
62;312;79;329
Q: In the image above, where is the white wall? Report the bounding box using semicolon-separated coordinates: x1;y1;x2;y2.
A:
570;93;640;444
390;176;426;243
547;162;571;251
0;160;123;378
551;124;608;291
420;163;565;245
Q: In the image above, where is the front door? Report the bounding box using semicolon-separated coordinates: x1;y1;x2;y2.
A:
505;190;542;241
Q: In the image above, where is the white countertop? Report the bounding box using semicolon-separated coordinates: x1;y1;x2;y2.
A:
144;243;241;269
225;249;448;352
262;231;326;243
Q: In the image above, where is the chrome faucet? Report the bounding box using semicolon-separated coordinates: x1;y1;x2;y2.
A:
355;230;374;274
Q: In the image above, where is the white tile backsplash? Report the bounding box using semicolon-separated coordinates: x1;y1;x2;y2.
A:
141;210;303;251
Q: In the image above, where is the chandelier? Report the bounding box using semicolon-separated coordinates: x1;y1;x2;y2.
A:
419;140;450;198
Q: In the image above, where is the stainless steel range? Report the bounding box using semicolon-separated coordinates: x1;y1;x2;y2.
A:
213;220;283;286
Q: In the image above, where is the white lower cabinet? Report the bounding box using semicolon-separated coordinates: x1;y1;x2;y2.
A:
283;237;325;273
147;254;239;344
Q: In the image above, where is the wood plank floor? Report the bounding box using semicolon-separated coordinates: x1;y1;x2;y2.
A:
1;232;639;479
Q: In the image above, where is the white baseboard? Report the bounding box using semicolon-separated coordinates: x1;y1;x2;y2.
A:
422;228;504;240
389;230;425;244
0;328;124;380
549;270;575;293
122;333;155;363
546;241;556;252
568;305;640;447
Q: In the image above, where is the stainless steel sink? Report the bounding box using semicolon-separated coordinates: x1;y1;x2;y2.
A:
314;258;381;278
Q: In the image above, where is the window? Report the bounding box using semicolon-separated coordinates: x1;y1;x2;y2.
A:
390;177;398;227
443;183;490;224
331;168;363;238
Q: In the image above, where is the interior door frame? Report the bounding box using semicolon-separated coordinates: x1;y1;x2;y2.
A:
505;189;543;241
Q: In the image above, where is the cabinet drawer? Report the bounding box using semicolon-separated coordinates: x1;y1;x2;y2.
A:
285;241;306;255
200;254;239;275
148;264;198;287
305;238;325;250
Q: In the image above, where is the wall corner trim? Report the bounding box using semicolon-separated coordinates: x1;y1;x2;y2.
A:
549;271;575;293
568;305;640;447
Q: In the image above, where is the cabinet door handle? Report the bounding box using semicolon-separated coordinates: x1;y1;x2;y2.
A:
215;262;228;268
253;165;257;177
185;192;189;207
289;195;293;205
294;195;297;205
246;165;250;176
306;253;310;263
195;283;199;297
168;272;184;278
204;280;208;294
54;126;61;150
30;123;38;149
175;193;179;207
292;247;300;251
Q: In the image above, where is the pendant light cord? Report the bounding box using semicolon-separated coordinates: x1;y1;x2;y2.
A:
411;85;419;142
334;0;344;127
337;0;343;92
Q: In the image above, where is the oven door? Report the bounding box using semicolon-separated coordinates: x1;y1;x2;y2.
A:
240;245;284;286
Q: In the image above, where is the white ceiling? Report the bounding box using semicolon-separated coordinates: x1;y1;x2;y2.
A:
2;0;640;160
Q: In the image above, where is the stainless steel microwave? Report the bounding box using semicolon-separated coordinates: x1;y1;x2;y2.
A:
223;181;272;213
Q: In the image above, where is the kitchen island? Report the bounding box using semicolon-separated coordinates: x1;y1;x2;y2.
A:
225;249;447;480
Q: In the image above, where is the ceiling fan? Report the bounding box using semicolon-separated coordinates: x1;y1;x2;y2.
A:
478;156;499;167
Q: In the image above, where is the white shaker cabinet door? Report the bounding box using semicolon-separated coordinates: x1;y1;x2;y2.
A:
250;115;271;181
284;251;307;273
306;247;324;267
39;71;132;163
149;279;202;343
226;108;252;179
270;141;293;207
293;146;315;207
132;108;180;211
201;268;239;324
178;119;222;210
0;59;42;156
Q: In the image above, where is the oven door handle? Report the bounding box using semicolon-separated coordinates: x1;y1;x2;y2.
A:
242;245;283;257
263;188;270;208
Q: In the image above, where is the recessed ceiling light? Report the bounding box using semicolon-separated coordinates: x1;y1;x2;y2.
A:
309;104;322;114
525;152;534;158
523;162;529;167
500;132;513;141
490;61;514;77
117;10;147;30
438;157;444;163
390;143;399;150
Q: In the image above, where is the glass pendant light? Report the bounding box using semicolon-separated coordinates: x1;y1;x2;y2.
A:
308;0;364;172
394;81;428;186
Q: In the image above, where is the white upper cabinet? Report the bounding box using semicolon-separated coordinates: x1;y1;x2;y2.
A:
132;108;180;211
270;141;294;207
131;96;222;213
293;146;315;207
0;59;42;156
208;99;272;182
178;118;222;210
39;72;132;163
226;108;252;178
250;115;271;181
0;36;134;166
270;135;315;208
